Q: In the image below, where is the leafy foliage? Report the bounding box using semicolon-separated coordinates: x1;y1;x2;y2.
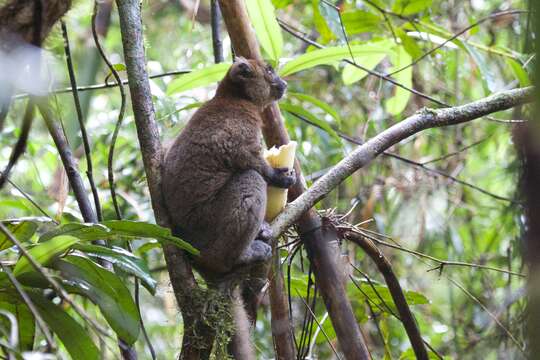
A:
0;0;531;358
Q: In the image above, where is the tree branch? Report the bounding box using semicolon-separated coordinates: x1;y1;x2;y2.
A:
344;230;429;360
114;1;202;359
271;86;534;237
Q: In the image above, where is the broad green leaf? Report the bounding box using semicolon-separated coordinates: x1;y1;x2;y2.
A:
312;0;335;43
54;255;140;345
318;1;345;43
102;220;198;254
288;92;341;125
0;218;40;251
395;27;423;59
39;221;198;254
507;58;531;87
392;0;432;15
27;292;100;360
245;0;283;62
72;243;157;295
39;223;110;242
341;50;390;85
279;41;393;76
135;240;160;255
341;10;381;35
280;102;340;140
0;294;35;351
386;46;413;115
13;235;79;277
166;63;229;95
287;275;309;298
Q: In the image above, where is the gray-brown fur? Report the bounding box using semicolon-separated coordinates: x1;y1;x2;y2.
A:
163;57;292;277
162;58;293;358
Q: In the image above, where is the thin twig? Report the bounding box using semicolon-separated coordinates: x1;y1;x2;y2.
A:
12;70;192;100
0;102;34;190
0;172;57;222
420;137;488;165
37;101;98;223
352;229;525;277
60;20;102;221
92;1;125;220
295;289;342;360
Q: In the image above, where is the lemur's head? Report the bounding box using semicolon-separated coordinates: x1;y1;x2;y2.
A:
219;57;287;107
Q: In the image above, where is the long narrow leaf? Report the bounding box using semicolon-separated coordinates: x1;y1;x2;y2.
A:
166;63;229;95
280;102;340;140
54;255;141;345
279;41;393;76
246;0;283;62
27;292;100;360
72;243;157;295
13;235;79;277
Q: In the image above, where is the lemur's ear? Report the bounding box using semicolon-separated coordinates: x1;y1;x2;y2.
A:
230;57;254;80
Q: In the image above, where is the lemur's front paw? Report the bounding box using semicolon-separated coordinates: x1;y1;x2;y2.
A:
237;240;272;266
271;167;296;189
257;221;273;243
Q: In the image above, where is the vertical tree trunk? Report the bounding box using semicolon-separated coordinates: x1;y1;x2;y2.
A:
218;1;371;359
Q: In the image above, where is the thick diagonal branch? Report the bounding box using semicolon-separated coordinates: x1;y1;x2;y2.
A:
271;86;534;237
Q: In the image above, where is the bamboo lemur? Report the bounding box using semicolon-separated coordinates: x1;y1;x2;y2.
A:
162;57;294;358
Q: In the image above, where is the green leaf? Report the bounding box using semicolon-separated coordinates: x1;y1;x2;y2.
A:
312;0;335;43
463;42;500;93
395;27;423;59
166;63;229;95
72;243;157;295
341;50;389;85
386;45;413;115
0;294;35;351
135;240;160;255
245;0;283;62
27;292;100;360
348;279;429;315
271;0;292;8
392;0;432;15
341;10;381;35
101;220;198;254
39;221;198;254
318;1;345;43
287;92;341;125
112;63;126;71
13;235;79;277
0;221;36;251
54;255;140;345
280;102;340;141
279;41;393;76
507;58;531;87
